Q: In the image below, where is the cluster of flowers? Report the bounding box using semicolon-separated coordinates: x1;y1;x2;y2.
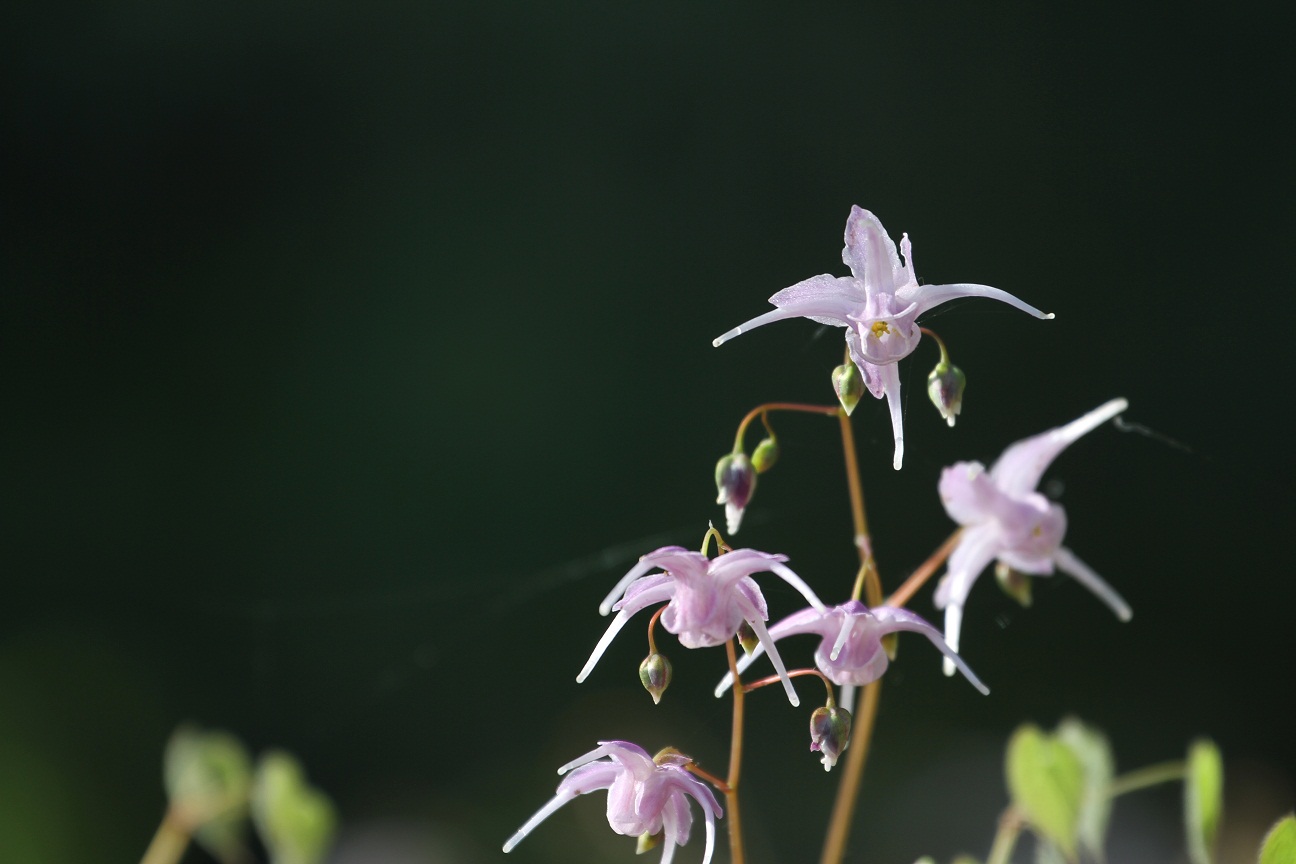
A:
504;207;1130;864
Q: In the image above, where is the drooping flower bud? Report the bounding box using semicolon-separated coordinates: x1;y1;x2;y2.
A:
736;621;760;656
714;452;756;534
831;363;864;415
639;652;672;704
995;561;1033;607
751;437;779;474
809;703;853;772
927;360;966;427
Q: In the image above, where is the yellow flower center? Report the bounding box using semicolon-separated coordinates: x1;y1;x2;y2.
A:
870;320;891;338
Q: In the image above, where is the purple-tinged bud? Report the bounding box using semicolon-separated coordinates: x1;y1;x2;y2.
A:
927;360;966;427
831;363;864;415
751;437;779;474
715;453;756;535
809;704;853;772
995;561;1033;607
639;653;672;705
736;621;759;656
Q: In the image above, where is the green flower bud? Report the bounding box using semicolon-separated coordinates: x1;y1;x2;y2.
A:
927;360;967;427
809;704;853;771
995;561;1033;607
637;831;663;854
639;652;673;705
831;363;865;415
751;437;780;474
251;750;337;864
164;724;253;861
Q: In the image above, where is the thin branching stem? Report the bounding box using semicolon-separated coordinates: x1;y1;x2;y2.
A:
986;806;1025;864
139;809;190;864
1107;760;1187;798
885;529;962;609
725;639;747;864
732;402;842;454
646;605;666;655
820;398;885;864
742;667;835;703
819;679;882;864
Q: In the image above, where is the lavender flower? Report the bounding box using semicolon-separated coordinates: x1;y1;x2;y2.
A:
934;398;1134;674
713;206;1052;469
715;600;988;704
503;741;722;864
578;546;827;706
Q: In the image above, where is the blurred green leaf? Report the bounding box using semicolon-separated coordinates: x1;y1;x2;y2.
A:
251;750;338;864
952;856;983;864
163;724;253;864
1006;723;1084;860
1184;738;1223;864
1056;717;1114;861
1257;813;1296;864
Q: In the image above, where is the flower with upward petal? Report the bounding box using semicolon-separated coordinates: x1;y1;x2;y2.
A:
934;398;1134;674
713;206;1053;469
503;741;722;864
578;546;827;706
715;600;989;705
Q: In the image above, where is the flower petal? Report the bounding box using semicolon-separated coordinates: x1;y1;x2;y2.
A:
871;606;990;694
897;281;1054;321
990;398;1128;496
712;275;858;347
934;523;1002;675
877;362;905;470
599;547;689;616
503;790;581;853
767;561;829;612
842;206;904;291
1053;545;1132;622
743;608;800;706
845;330;887;399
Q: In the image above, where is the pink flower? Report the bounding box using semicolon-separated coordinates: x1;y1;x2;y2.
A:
577;546;827;706
716;600;988;706
713;206;1052;469
503;741;722;864
935;398;1134;673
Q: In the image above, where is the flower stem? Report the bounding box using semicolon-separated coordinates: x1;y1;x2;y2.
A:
139;809;190;864
818;401;885;864
884;529;962;609
818;678;882;864
1107;760;1187;798
986;806;1025;864
732;402;842;454
646;605;666;654
919;326;951;365
725;638;747;864
700;524;731;556
742;667;835;702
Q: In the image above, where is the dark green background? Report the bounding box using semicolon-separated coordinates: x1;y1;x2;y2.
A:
3;2;1292;863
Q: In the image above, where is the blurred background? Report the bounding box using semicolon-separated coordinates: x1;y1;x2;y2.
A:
3;2;1293;862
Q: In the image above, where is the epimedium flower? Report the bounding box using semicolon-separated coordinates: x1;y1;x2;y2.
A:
713;206;1053;470
715;600;989;708
503;741;722;864
577;546;828;706
934;398;1134;674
